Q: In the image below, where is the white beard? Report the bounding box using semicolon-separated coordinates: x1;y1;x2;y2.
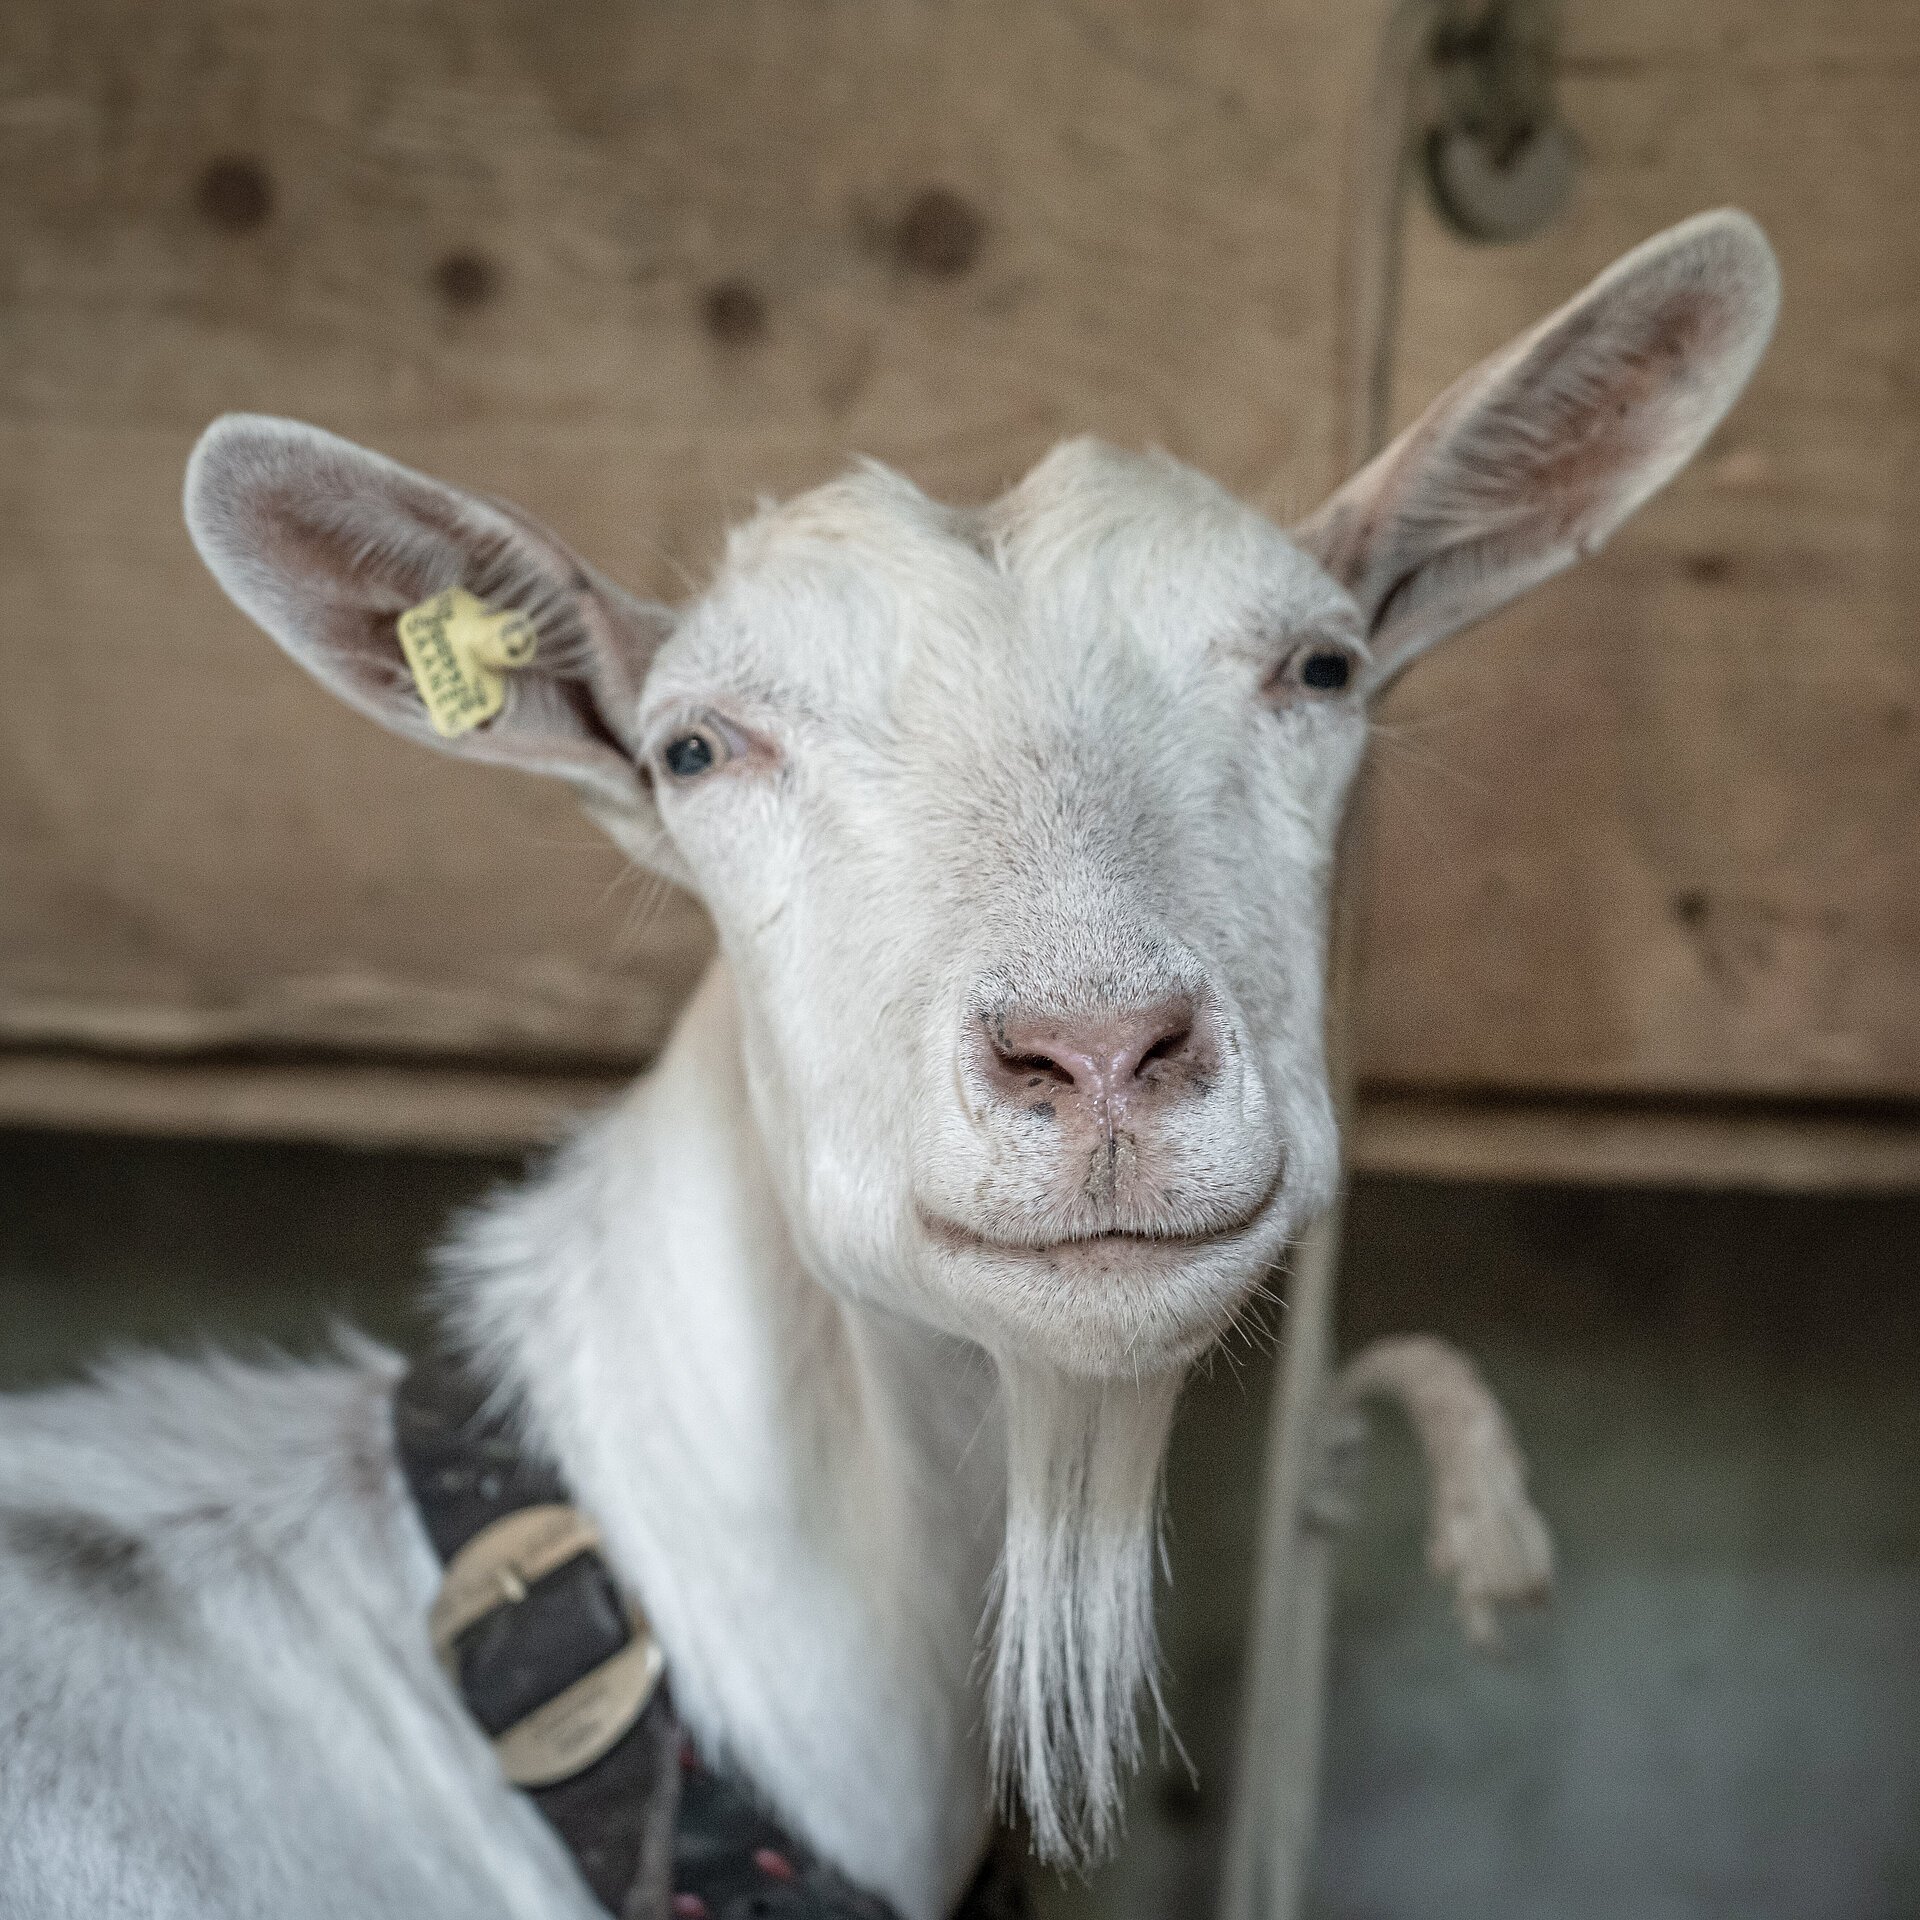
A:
985;1354;1186;1864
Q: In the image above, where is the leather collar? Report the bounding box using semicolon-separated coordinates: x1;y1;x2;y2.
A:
393;1349;1027;1920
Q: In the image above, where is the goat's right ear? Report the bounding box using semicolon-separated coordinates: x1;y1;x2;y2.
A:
185;415;672;836
1294;209;1780;693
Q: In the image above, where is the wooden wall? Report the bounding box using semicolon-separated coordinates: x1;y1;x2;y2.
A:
1361;0;1920;1103
1;0;1913;1161
0;0;1372;1065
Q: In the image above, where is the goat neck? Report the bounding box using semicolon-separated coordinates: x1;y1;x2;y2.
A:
443;957;1003;1920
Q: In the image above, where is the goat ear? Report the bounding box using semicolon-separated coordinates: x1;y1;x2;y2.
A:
184;415;670;824
1294;209;1780;693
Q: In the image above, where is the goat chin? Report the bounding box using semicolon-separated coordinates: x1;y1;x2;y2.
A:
925;1223;1288;1383
986;1353;1184;1866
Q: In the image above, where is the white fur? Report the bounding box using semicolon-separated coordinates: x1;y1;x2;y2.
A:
2;213;1777;1918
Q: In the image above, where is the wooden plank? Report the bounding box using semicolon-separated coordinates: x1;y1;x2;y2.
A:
1357;1091;1920;1193
0;0;1372;1068
1359;0;1920;1101
11;1051;1915;1192
4;0;1913;1106
0;1051;624;1152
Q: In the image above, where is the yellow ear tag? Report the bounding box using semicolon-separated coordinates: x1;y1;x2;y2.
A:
396;588;539;739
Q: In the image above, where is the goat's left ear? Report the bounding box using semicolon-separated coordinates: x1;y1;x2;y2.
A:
185;415;669;832
1294;208;1779;694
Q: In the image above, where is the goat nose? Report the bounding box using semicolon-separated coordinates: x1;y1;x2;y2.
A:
979;995;1212;1122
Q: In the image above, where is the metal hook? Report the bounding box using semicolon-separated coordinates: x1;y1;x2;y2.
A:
1424;0;1580;243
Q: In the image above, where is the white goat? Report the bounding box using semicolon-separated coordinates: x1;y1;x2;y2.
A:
0;211;1776;1920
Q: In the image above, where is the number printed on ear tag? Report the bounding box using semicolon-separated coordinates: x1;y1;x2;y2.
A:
397;588;539;738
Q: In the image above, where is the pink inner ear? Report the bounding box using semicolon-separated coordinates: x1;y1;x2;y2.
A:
186;415;669;806
1373;283;1730;577
1480;282;1734;535
233;483;482;731
1292;213;1778;684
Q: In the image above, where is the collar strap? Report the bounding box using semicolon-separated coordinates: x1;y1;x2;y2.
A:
395;1351;681;1917
427;1502;666;1789
394;1350;993;1920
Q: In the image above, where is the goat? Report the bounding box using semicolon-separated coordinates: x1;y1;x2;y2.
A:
0;211;1777;1920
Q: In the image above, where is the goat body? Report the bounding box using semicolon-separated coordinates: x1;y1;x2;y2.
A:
1;967;996;1919
0;213;1778;1920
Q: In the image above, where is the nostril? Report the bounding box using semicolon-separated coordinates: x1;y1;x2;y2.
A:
1134;1025;1192;1078
978;994;1211;1111
995;1049;1076;1087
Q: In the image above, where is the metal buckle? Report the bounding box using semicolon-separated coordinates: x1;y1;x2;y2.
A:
428;1503;665;1789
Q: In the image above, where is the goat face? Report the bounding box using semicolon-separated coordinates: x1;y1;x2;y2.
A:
185;211;1779;1383
644;442;1360;1375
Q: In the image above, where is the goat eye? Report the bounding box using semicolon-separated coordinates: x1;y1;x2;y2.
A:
1268;638;1361;704
1300;649;1352;691
663;728;726;780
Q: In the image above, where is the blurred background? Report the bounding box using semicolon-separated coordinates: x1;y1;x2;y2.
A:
1;2;1915;1915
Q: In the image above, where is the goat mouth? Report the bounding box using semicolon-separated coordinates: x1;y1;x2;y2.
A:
916;1165;1286;1262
